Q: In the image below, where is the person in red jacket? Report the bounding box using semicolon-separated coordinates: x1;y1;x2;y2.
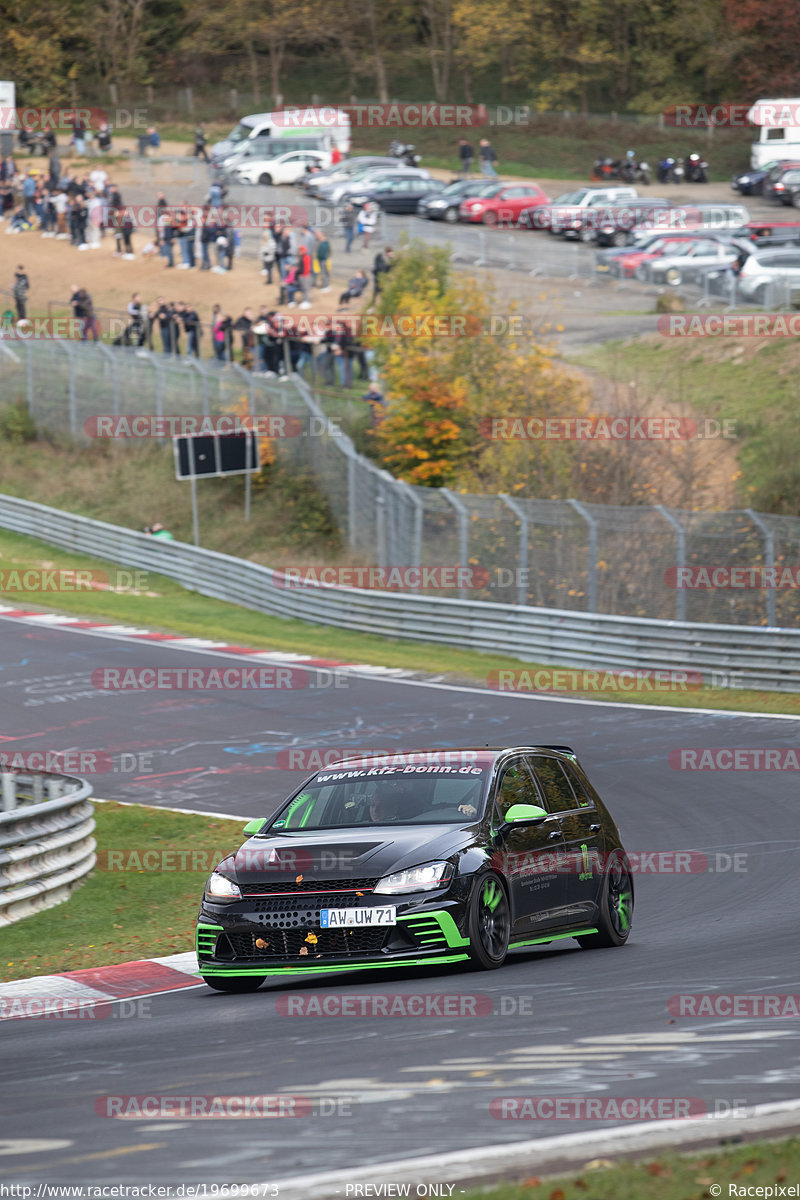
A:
297;244;312;309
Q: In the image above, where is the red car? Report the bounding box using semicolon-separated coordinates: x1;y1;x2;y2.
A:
459;183;550;226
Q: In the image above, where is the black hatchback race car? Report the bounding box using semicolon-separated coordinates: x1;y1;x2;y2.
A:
196;747;633;991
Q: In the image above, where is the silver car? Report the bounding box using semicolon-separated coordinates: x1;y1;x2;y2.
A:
648;238;741;285
737;249;800;303
320;167;430;205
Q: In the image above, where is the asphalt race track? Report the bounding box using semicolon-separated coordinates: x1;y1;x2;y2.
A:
2;614;799;1185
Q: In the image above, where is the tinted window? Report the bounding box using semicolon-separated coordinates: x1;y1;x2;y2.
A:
528;756;579;813
492;760;541;823
560;761;595;809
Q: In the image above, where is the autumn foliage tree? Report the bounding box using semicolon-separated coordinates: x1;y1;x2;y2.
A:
368;241;591;495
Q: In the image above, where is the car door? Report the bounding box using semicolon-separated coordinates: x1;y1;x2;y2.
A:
489;757;566;934
527;755;603;924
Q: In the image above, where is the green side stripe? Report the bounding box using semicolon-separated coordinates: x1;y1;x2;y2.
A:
511;927;598;948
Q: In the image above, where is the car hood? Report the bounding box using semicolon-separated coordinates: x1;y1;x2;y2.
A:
215;825;476;886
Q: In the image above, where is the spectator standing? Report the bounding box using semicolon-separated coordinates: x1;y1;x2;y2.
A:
72;117;87;156
234;307;255;368
22;171;37;217
314;230;331;291
296;244;313;308
458;139;474;177
12;266;29;320
341;203;356;254
360;201;378;249
182;303;201;357
156;297;174;354
194;124;209;162
260;227;278;284
479;138;498;178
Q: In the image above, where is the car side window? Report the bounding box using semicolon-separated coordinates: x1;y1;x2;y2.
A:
492;760;541;825
527;756;580;814
559;761;596;809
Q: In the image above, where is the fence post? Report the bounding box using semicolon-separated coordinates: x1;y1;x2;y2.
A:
376;489;387;569
500;493;529;606
398;480;423;591
441;488;469;600
345;444;358;550
567;499;598;612
25;341;33;410
746;508;777;627
655;504;687;622
1;773;15;812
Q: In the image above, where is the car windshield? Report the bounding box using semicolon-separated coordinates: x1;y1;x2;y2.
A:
470;183;504;198
265;765;490;831
228;122;256;145
553;190;585;204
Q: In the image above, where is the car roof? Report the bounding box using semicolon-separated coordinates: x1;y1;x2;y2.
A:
327;746;578;770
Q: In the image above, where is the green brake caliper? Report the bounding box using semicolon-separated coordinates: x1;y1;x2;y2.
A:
617;885;633;931
482;879;501;912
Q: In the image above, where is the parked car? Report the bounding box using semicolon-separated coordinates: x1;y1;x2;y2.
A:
459;183;551;226
591;198;673;247
730;159;800;196
417;179;496;221
601;235;699;278
647;237;745;286
350;176;446;213
730;221;800;248
767;168;800;207
302;157;402;196
541;186;639;239
763;163;800;204
318;167;431;205
737;249;800;303
215;135;330;175
231;149;331;186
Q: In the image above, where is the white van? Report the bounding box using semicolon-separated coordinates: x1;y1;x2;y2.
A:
748;99;800;169
211;107;351;164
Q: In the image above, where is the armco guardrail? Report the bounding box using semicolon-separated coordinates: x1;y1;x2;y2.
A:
0;772;95;926
0;493;798;690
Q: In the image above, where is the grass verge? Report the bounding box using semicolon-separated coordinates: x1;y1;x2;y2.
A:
0;525;798;714
575;335;800;515
464;1136;800;1200
1;802;245;983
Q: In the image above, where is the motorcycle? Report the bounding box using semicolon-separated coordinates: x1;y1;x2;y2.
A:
591;154;650;185
685;152;709;183
388;140;420;167
657;156;685;184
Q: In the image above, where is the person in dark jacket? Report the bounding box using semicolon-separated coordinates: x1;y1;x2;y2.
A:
12;267;29;320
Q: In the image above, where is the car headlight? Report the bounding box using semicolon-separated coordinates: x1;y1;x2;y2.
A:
428;199;446;207
373;862;454;895
206;872;242;901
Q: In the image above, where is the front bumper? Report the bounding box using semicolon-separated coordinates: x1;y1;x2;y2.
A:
197;896;471;978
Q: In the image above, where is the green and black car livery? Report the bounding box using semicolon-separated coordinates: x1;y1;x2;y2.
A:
196;746;633;992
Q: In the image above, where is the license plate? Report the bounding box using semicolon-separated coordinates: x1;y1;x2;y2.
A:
596;264;610;271
320;907;396;927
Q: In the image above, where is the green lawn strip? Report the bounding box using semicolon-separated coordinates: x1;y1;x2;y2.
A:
464;1135;800;1200
0;525;797;715
1;802;245;983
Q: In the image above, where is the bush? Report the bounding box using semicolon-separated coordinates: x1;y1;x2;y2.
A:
0;401;37;444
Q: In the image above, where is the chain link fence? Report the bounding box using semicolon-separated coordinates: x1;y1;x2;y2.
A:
1;339;798;627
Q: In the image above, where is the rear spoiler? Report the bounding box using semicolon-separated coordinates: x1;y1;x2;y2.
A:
541;745;578;759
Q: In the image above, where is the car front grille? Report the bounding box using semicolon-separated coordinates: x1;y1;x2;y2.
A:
237;877;379;896
226;928;387;959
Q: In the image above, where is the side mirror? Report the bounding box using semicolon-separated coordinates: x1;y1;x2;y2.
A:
242;818;266;836
503;803;549;826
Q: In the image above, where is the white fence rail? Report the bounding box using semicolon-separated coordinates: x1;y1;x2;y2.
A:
0;494;797;690
0;772;95;927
